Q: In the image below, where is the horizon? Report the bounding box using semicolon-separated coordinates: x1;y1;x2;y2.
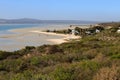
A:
0;0;120;22
0;18;100;21
0;18;119;22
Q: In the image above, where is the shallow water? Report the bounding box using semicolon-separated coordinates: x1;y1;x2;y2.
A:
0;23;90;51
0;24;40;31
0;24;69;51
0;32;65;51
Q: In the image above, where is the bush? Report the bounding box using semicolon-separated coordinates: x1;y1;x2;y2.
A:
111;54;120;59
93;66;120;80
45;45;63;54
30;57;40;66
71;60;100;80
50;66;73;80
25;46;35;50
0;51;13;60
83;49;98;59
0;59;24;72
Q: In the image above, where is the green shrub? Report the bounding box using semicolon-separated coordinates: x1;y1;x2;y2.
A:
50;66;73;80
111;54;120;59
93;66;120;80
67;60;101;80
30;57;40;66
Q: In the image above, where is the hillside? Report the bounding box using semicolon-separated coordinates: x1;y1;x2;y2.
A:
0;18;97;24
0;24;120;80
0;18;41;24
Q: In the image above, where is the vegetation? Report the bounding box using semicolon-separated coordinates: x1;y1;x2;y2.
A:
99;22;120;27
0;23;120;80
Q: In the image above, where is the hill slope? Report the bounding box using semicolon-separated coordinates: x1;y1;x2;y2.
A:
0;25;120;80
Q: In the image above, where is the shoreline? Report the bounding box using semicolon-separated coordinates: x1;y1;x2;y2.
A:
9;26;81;43
0;26;80;51
30;30;80;44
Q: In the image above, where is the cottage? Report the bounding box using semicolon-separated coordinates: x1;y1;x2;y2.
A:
71;29;79;35
116;27;120;33
95;29;100;33
117;30;120;33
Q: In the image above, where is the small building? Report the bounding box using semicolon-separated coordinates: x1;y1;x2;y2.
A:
71;29;79;35
117;30;120;33
95;29;100;33
117;27;120;33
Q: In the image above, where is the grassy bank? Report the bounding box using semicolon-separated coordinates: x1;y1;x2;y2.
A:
0;24;120;80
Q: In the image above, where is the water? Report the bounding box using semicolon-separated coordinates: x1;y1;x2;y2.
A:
0;22;93;51
0;24;39;30
0;20;94;31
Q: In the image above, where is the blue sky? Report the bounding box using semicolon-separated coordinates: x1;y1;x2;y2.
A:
0;0;120;21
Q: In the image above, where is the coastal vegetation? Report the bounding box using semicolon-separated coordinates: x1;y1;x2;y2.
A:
0;22;120;80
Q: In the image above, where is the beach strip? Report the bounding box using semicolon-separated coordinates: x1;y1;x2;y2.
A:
30;30;80;44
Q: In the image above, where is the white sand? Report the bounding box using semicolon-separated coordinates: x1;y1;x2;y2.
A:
10;27;80;44
0;27;80;51
30;31;68;37
30;30;80;44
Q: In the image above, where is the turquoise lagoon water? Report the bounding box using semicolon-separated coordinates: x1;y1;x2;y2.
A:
0;24;40;36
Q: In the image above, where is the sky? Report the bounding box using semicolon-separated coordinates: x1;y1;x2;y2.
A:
0;0;120;21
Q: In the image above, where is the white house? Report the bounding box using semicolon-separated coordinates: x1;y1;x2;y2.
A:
117;29;120;33
117;27;120;33
95;29;100;33
71;29;79;35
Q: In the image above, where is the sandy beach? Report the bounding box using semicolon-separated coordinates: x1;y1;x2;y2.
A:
30;30;80;44
0;26;80;51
